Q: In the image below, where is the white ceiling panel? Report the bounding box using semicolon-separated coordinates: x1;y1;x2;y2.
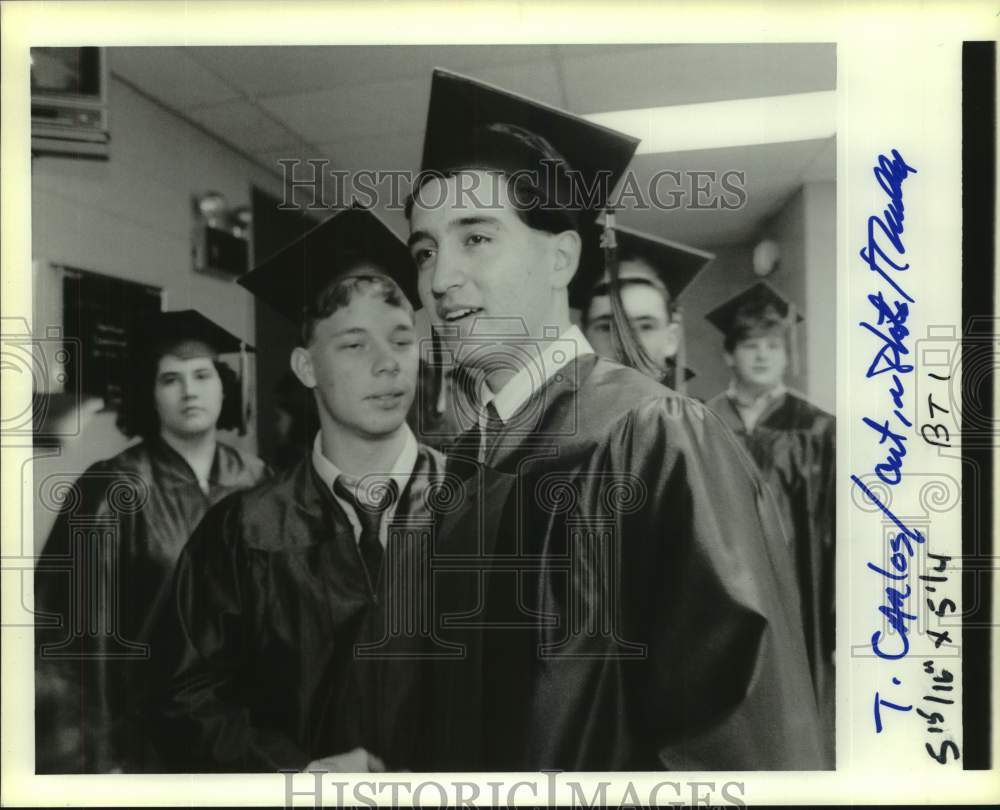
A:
560;43;836;113
109;45;837;247
255;147;321;173
801;136;837;182
185;45;562;100
463;59;566;108
258;75;430;145
187;99;304;153
313;132;422;175
616;138;835;247
110;47;242;109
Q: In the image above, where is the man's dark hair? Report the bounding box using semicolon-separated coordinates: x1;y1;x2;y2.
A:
405;123;584;236
723;303;789;354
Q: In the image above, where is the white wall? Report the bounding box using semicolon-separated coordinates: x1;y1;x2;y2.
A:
755;181;837;414
803;180;836;413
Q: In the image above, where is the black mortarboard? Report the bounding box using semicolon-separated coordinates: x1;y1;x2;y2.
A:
705;281;804;375
570;223;715;310
142;309;252;356
417;68;640;226
239;203;419;323
131;309;254;435
704;281;804;336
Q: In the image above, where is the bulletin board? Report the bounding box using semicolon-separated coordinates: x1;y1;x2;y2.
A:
58;264;163;409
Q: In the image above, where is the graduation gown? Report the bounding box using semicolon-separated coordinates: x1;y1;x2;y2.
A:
429;355;827;771
34;437;269;773
706;389;836;751
147;445;445;773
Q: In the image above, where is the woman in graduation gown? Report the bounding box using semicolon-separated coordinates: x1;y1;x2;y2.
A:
34;311;269;773
705;282;837;756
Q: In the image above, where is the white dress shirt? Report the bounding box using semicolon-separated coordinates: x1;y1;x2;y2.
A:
473;324;594;460
310;425;419;547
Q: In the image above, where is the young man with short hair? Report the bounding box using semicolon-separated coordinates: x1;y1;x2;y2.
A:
149;205;444;773
575;223;712;391
406;69;827;771
705;281;837;756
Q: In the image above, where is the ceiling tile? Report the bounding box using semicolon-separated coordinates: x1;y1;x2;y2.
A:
185;45;559;100
559;43;836;113
800;136;837;182
187;99;303;153
468;60;565;108
611;138;835;247
258;75;430;143
314;132;422;174
110;47;242;109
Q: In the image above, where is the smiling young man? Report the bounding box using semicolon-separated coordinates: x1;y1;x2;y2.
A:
405;69;827;772
148;205;444;773
573;223;713;392
705;281;837;757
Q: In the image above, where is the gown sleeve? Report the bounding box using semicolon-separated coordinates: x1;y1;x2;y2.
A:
634;398;826;769
525;396;828;770
147;496;311;773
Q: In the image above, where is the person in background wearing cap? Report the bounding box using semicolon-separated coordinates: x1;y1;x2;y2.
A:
705;281;837;757
406;69;826;771
148;205;445;773
576;223;712;393
34;310;269;773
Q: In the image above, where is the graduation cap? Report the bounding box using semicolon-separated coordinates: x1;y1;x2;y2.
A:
573;224;712;394
131;309;255;435
142;309;252;356
239;203;419;324
570;223;714;311
417;68;640;227
705;281;804;375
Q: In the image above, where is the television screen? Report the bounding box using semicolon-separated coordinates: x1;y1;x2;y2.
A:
30;47;103;99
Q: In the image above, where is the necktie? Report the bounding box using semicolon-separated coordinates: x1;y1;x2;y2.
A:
333;476;398;590
449;401;503;462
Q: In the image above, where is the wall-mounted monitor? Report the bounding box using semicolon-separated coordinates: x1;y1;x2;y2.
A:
31;47;110;160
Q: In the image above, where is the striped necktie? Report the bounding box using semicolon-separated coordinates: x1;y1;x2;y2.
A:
332;476;398;590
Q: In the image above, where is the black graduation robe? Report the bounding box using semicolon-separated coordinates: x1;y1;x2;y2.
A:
706;389;836;753
427;355;828;771
147;445;445;773
34;437;269;773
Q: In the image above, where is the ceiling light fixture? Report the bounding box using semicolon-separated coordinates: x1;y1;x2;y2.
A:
583;90;836;155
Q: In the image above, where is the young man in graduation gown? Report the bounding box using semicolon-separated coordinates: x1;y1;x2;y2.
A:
148;205;445;773
575;222;713;394
34;311;268;773
406;69;827;771
705;281;837;757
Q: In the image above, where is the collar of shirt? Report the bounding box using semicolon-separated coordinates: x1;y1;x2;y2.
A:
726;380;787;431
479;324;594;424
726;380;787;409
310;425;418;546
